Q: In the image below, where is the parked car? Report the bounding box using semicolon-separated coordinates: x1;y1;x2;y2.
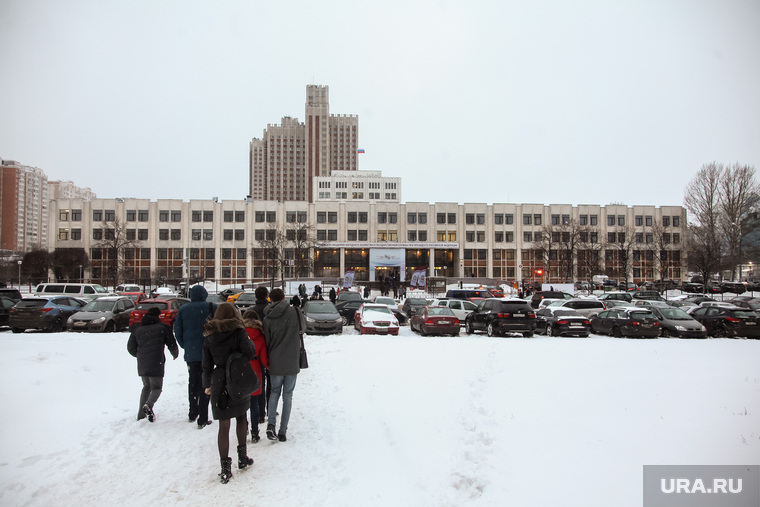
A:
9;296;87;333
0;296;17;327
688;306;760;338
632;300;672;309
410;306;460;336
152;287;179;298
205;293;228;304
302;300;343;335
464;298;536;337
115;284;141;294
430;298;479;324
590;308;661;338
598;292;633;303
121;292;148;304
445;289;494;300
371;296;408;325
681;282;705;293
335;299;368;326
33;283;112;301
546;298;606;317
401;297;428;317
535;307;591;337
336;291;364;303
648;307;707;338
234;292;258;311
529;291;573;309
0;288;23;303
729;299;760;313
719;282;746;294
353;303;400;335
66;296;136;332
128;297;190;329
631;290;665;301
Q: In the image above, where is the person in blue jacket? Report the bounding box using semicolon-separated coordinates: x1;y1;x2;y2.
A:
175;284;215;429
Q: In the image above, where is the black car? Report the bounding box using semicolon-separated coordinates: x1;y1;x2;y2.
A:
0;288;23;303
688;306;760;338
530;291;573;309
0;296;17;327
401;297;428;318
535;308;591;337
9;296;87;333
590;308;661;338
465;298;536;337
649;307;707;338
234;292;258;310
335;299;368;326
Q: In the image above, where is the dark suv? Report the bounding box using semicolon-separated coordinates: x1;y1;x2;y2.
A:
465;299;536;337
530;291;573;309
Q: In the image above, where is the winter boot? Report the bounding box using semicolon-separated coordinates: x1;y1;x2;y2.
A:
266;424;277;441
142;404;155;423
218;457;233;484
237;445;254;469
251;426;260;443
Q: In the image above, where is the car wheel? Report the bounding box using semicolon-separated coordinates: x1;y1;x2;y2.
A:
523;331;534;338
713;326;727;338
486;322;496;337
465;320;475;334
612;326;623;338
105;321;116;333
341;315;349;326
11;327;22;333
547;324;555;337
661;329;671;338
50;318;63;333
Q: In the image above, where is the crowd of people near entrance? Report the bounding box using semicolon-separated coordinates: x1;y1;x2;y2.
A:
126;284;304;484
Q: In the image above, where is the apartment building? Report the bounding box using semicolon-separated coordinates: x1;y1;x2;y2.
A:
0;159;49;254
249;85;359;203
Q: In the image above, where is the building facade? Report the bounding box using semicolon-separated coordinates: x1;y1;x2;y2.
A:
249;85;359;203
48;196;687;288
1;159;50;254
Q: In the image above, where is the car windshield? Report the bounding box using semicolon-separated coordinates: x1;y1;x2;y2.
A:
408;299;427;306
629;311;655;321
427;307;455;316
92;285;108;293
547;301;564;307
553;309;582;317
307;302;337;314
365;306;392;315
137;302;168;311
82;300;116;312
730;310;757;319
237;293;256;301
16;299;46;308
375;297;395;305
657;308;692;320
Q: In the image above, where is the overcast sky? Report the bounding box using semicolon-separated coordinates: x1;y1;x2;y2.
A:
1;0;758;207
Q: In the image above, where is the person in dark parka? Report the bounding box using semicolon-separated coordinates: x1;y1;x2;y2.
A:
175;284;214;428
251;286;271;422
127;306;179;422
202;303;256;484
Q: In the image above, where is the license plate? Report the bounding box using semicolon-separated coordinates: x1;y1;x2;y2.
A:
642;324;652;328
746;322;756;325
570;323;582;327
74;321;87;327
513;314;524;318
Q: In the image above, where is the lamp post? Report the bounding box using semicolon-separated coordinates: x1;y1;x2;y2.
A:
79;265;83;283
17;260;22;289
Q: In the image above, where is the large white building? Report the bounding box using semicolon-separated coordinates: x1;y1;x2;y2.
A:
48;194;686;288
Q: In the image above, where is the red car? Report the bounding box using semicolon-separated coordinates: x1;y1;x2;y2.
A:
353;303;400;335
410;306;460;336
128;297;190;329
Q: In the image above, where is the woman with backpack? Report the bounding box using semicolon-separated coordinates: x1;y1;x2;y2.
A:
202;303;257;484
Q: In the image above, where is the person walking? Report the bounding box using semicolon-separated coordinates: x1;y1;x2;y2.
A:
127;306;179;423
174;284;214;429
263;288;302;442
251;286;271;422
202;303;256;484
329;287;336;304
242;309;269;443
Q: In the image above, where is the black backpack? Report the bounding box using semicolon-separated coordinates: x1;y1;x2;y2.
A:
225;351;260;402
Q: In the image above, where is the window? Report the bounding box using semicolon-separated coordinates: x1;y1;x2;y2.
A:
608;232;616;243
223;229;233;241
466;213;475;225
673;216;680;227
477;231;485;242
389;213;397;224
192;229;201;241
286;211;296;223
255;211;265;222
534;214;542;225
105;210;115;221
159;210;169;222
607;216;615;226
317;230;326;241
408;213;417;224
617;216;625;226
328;230;337;241
266;212;276;223
579;215;588;225
328;212;337;223
58;229;69;240
477;214;485;225
673;233;680;244
645;233;653;244
378;212;387;224
127;229;136;241
348;212;357;223
92;210;102;221
203;211;213;222
524;232;533;242
171;210;181;222
562;215;570;225
662;216;670;227
159;229;169;240
505;214;514;225
505;232;514;242
636;233;643;243
495;231;504;242
235;230;244;241
192;210;202;222
347;230;357;241
297;212;307;223
138;210;149;222
254;230;264;241
437;213;446;224
358;212;368;223
448;213;456;224
645;216;653;226
126;210;136;221
224;211;233;222
235;211;244;222
523;214;532;225
466;231;475;242
358;230;368;241
495;214;504;225
71;229;81;240
203;230;213;241
551;214;560;225
635;216;643;226
418;213;427;224
419;231;427;241
171;229;181;240
317;212;326;223
590;215;598;226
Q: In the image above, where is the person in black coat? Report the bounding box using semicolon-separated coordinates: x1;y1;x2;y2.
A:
202;303;257;484
251;286;271;423
127;307;179;422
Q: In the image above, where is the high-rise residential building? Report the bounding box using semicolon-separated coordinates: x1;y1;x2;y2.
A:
249;84;359;203
48;180;96;201
0;159;49;254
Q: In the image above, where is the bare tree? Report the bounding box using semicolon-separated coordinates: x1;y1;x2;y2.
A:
606;224;636;286
719;163;759;280
577;226;604;283
684;163;723;289
51;248;90;282
93;217;141;289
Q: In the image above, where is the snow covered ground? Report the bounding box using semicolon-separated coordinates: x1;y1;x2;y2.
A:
1;326;758;506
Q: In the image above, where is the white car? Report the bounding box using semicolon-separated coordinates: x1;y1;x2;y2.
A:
431;298;479;325
353;304;400;335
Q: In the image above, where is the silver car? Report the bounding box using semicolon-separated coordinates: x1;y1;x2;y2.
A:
67;296;135;332
302;300;343;335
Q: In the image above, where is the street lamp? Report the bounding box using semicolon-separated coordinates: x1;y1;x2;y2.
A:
79;264;83;283
17;260;22;289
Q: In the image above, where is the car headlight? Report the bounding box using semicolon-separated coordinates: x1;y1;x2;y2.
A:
93;316;106;324
67;316;74;323
701;325;707;331
305;316;315;323
334;317;342;323
675;325;687;331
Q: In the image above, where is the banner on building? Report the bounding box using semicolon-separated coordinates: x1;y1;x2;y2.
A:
410;269;427;288
343;270;355;289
